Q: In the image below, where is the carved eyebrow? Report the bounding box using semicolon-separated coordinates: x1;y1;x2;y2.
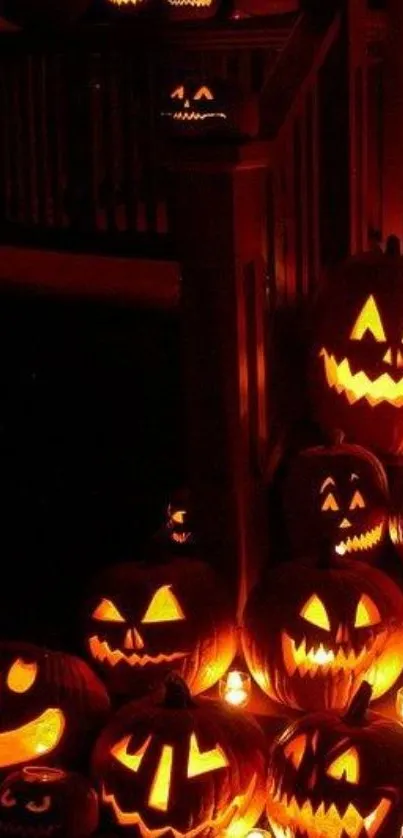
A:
350;473;359;482
327;737;351;760
320;477;335;493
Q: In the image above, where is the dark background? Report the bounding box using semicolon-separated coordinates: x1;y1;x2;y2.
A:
0;287;184;654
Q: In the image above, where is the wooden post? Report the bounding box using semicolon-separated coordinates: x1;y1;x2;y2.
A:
383;0;403;241
167;143;271;615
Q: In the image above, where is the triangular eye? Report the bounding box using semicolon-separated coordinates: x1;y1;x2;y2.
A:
354;594;381;628
142;585;185;623
350;295;386;342
187;733;228;778
194;86;213;101
327;747;359;784
170;86;184;100
300;594;330;631
321;493;339;512
92;598;125;623
284;735;307;770
112;735;152;773
350;490;365;510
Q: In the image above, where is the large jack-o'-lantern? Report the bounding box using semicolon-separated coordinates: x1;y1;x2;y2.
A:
309;237;403;459
0;643;109;775
267;682;403;838
84;558;237;697
242;559;403;711
283;435;389;563
92;674;267;838
0;767;98;838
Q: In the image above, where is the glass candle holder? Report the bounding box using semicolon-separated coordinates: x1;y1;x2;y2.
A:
396;687;403;721
219;670;251;708
246;831;271;838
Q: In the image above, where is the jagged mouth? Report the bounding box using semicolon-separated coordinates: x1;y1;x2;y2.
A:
88;636;188;668
102;773;257;837
282;630;386;678
320;347;403;407
0;709;65;769
267;779;391;838
161;111;227;121
0;826;59;837
335;522;384;556
167;0;214;6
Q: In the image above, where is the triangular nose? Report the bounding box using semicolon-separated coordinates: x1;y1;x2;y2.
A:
336;624;349;643
124;628;144;651
383;347;393;365
339;518;351;529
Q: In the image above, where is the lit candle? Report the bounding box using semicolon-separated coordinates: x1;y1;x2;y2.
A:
220;670;251;708
245;830;271;838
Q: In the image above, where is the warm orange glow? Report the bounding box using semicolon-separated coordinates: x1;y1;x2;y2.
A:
321;493;339;512
220;671;251;708
88;635;187;667
350;490;365;510
187;733;228;778
26;796;51;813
194;86;214;101
23;767;66;782
148;746;173;812
320;348;403;407
300;595;330;631
268;782;390;838
355;595;381;628
350;295;386;342
112;735;151;773
171;87;184;100
335;522;384;556
395;686;403;720
92;599;125;623
102;772;259;836
327;747;360;784
0;709;65;769
6;659;38;693
284;735;306;770
142;586;185;623
319;477;335;493
170;510;186;524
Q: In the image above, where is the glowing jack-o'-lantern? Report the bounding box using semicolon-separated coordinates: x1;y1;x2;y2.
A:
283;436;389;563
267;682;403;838
0;767;98;838
242;559;403;711
161;79;259;141
84;558;237;697
161;83;227;133
309;238;403;458
92;674;267;838
0;643;109;775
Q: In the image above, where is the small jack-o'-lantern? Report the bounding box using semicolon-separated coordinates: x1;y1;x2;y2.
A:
161;79;259;140
0;643;109;775
283;435;389;563
0;767;98;838
84;558;237;697
92;674;267;838
309;237;403;459
267;682;403;838
242;559;403;711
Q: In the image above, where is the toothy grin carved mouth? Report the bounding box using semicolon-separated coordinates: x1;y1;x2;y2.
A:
161;112;227;121
0;709;65;769
267;781;391;838
335;523;384;556
282;631;386;678
320;348;403;407
89;637;187;668
102;773;257;838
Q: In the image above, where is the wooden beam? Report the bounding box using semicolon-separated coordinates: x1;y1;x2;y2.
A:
0;245;179;307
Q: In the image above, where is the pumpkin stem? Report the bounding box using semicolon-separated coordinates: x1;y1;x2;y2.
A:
385;235;401;257
329;429;345;447
344;682;373;725
163;673;194;709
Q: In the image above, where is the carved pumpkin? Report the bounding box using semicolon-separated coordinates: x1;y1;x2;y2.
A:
3;0;91;27
309;238;403;459
267;682;403;838
160;79;258;141
0;643;110;775
92;674;267;838
283;435;389;563
84;558;237;697
242;559;403;711
0;767;98;838
164;0;218;22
